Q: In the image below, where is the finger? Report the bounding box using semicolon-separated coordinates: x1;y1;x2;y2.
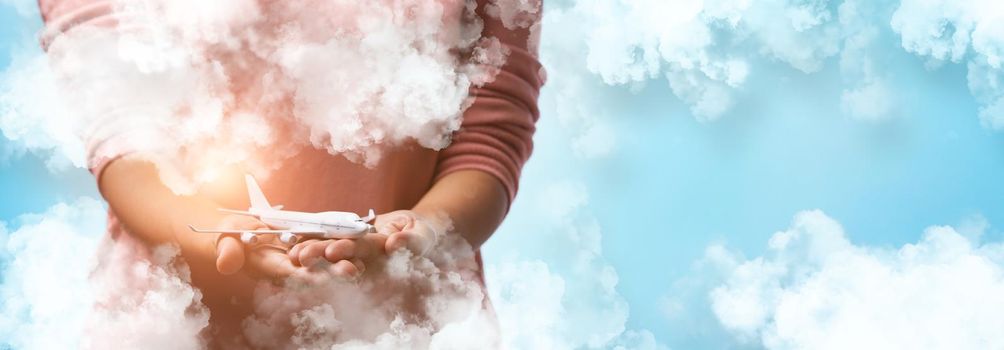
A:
288;239;319;266
374;212;412;235
297;240;333;268
330;259;360;278
328;258;365;279
216;235;245;275
253;248;298;281
386;231;433;255
351;258;365;275
330;234;389;261
323;239;358;263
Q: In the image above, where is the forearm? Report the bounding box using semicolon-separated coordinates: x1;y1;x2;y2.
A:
412;1;541;250
412;170;509;250
98;158;223;265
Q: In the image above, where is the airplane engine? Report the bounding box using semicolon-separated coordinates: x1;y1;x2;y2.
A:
280;232;298;244
240;231;258;244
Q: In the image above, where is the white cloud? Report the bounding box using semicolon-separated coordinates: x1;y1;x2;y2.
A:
0;1;508;193
0;198;105;349
0;49;85;170
891;0;979;63
560;0;1004;126
488;260;568;349
0;198;209;349
486;181;663;349
571;121;617;158
0;194;655;349
238;234;499;349
840;79;895;122
968;58;1004;130
562;0;845;121
227;177;667;349
539;8;618;159
707;210;1004;349
837;0;898;122
891;0;1004;129
486;0;542;30
548;0;1004;126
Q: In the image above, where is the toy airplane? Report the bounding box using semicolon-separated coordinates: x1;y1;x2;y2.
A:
188;174;375;244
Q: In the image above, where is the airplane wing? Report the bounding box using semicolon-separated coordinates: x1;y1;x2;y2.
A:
187;225;324;235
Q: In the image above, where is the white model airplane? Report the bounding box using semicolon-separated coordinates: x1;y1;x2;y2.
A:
189;174;375;244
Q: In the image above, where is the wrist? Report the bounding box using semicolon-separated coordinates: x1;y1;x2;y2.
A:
409;206;451;235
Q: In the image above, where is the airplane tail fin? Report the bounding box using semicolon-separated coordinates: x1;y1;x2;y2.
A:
245;174;271;210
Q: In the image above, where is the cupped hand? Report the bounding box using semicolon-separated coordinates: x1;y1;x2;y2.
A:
376;210;440;256
287;234;387;279
287;210;441;278
212;214;299;281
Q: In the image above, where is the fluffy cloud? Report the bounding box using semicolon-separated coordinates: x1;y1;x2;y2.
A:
0;198;105;349
840;79;895;122
231;182;662;349
967;58;1004;129
536;7;618;159
546;0;1004;126
891;0;1004;129
0;198;486;349
837;0;899;122
707;210;1004;349
0;0;507;193
0;192;653;349
240;238;499;349
487;182;663;349
560;0;844;122
0;198;209;349
0;50;84;169
486;0;542;30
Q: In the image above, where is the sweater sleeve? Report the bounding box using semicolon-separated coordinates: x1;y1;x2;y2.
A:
38;0;133;182
433;1;545;208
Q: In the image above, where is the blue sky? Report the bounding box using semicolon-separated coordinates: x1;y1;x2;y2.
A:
4;1;1004;349
505;57;1004;345
490;0;1004;347
489;50;1004;348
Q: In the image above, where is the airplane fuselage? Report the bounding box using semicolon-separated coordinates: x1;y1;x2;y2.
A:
189;174;375;244
252;208;371;238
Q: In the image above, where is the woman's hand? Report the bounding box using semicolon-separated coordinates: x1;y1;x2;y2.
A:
213;214;299;281
377;210;441;255
287;234;386;279
287;210;442;278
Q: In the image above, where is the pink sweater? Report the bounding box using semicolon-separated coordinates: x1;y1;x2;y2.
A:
39;0;543;212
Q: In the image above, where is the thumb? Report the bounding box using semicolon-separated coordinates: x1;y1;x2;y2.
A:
385;231;434;255
374;211;412;235
215;234;245;275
